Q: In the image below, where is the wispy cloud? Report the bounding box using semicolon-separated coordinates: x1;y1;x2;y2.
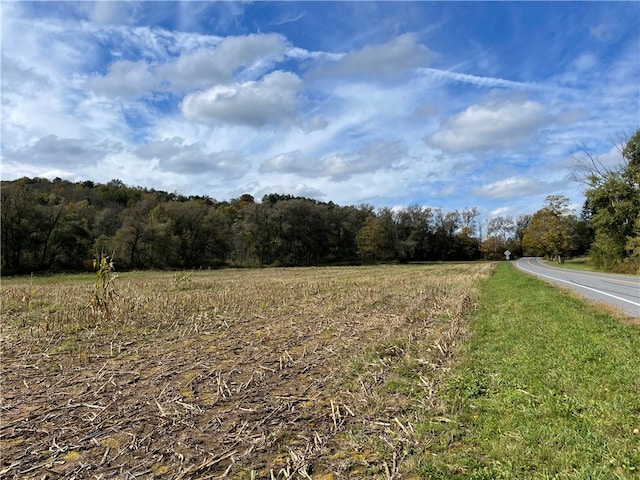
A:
269;11;306;27
417;68;544;91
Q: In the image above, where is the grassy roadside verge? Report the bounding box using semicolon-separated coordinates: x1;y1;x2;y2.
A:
542;256;640;275
423;263;640;479
542;256;595;272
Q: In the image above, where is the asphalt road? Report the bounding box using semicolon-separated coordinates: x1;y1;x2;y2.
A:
515;257;640;318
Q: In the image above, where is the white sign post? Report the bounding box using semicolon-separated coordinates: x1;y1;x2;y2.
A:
504;250;511;261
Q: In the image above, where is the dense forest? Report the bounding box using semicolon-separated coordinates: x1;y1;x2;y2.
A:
2;129;638;275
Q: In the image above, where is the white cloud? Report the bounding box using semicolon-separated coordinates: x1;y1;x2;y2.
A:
303;115;329;132
86;60;157;98
161;33;288;90
1;13;141;145
261;141;408;181
569;144;624;174
417;68;540;91
490;206;513;217
269;11;306;27
1;2;638;218
95;151;169;190
1;54;52;92
572;53;598;72
136;137;250;178
254;183;326;201
414;103;440;117
261;150;307;174
2;135;121;169
93;25;220;63
427;96;549;153
78;2;142;26
181;71;303;126
589;23;622;43
310;33;434;80
473;176;552;199
84;33;289;98
599;145;625;169
554;108;588;125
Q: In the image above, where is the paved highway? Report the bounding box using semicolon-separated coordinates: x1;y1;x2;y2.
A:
515;257;640;318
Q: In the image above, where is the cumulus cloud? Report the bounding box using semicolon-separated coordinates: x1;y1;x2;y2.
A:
85;60;156;98
160;33;288;89
260;150;307;174
261;141;407;181
84;33;289;98
310;33;434;80
181;71;303;126
426;96;549;153
136;137;250;178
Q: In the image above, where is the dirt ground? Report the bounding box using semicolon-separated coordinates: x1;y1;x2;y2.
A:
1;264;493;479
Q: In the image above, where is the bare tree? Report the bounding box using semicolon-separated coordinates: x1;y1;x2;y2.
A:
460;207;478;236
487;215;515;245
569;133;629;187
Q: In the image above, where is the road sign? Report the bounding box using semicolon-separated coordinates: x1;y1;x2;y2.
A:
504;250;511;260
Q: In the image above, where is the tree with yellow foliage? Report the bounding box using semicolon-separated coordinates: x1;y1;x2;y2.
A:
523;195;574;263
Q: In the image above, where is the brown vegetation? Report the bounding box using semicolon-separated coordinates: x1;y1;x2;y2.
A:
1;263;494;478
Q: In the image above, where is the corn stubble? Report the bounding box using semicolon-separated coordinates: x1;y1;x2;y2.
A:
0;263;494;479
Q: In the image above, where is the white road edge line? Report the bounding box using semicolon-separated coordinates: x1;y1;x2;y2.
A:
516;261;640;308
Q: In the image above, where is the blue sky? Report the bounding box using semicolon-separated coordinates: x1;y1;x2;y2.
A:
1;2;639;218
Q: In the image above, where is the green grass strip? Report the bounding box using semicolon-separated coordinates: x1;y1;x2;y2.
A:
422;263;640;479
542;257;596;272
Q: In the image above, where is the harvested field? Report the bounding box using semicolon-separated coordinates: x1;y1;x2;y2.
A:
1;263;494;479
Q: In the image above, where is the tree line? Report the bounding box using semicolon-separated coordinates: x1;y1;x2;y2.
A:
2;129;638;275
0;178;484;273
0;177;587;274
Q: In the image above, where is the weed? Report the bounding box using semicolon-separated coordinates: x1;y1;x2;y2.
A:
91;251;119;321
173;271;193;289
17;274;37;327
